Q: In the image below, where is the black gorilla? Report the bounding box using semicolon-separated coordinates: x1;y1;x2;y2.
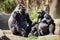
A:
38;11;55;35
37;10;46;20
37;13;55;36
28;10;46;36
8;5;32;37
43;14;55;34
28;10;55;36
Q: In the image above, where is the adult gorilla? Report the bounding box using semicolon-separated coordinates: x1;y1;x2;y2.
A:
8;4;32;37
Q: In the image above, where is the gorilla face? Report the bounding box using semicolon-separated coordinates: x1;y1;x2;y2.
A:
18;5;26;15
37;10;46;20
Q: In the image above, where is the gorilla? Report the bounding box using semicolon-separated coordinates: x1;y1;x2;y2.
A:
8;4;33;37
28;10;46;36
28;24;38;37
37;10;46;20
28;10;55;36
42;13;55;35
37;14;55;36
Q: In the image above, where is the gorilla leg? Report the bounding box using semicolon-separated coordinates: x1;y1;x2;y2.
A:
11;26;18;35
8;17;18;35
28;27;37;37
12;26;26;36
25;26;31;37
8;23;23;36
17;28;26;36
25;22;37;37
49;23;55;34
38;23;49;36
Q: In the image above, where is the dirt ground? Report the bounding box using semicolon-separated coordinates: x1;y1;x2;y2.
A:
0;30;60;40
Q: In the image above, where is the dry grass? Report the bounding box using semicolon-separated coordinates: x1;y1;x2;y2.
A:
38;35;60;40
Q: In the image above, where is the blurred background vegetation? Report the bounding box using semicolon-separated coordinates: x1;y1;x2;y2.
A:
0;0;16;13
0;0;37;21
0;0;60;20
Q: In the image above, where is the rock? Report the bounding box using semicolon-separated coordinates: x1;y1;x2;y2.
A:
0;29;10;40
55;29;60;35
54;19;60;28
0;13;10;30
54;19;60;35
0;29;4;37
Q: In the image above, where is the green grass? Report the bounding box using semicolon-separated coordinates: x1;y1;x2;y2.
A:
21;36;38;40
28;7;38;22
12;35;60;40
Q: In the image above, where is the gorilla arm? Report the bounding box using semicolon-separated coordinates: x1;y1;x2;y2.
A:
26;13;32;26
24;13;32;37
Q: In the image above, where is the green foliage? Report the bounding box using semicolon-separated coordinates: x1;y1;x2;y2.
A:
0;0;16;13
28;7;38;21
13;36;60;40
0;0;38;21
21;36;38;40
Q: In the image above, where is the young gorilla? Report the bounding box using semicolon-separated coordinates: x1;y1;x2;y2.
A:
38;12;55;36
28;10;46;36
28;10;55;36
8;4;33;37
42;14;55;35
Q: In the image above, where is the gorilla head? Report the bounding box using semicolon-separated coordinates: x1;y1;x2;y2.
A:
37;10;46;20
18;4;26;15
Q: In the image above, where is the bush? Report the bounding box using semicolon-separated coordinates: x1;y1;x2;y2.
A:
28;7;38;21
0;0;16;13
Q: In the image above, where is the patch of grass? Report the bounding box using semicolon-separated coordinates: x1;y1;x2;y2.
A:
14;35;60;40
28;7;38;22
21;36;38;40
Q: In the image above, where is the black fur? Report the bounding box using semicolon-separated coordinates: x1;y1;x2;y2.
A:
8;7;32;37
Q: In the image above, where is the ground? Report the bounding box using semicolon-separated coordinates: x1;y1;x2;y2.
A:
0;19;60;40
0;30;59;40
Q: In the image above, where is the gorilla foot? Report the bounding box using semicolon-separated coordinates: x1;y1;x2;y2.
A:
49;33;54;35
